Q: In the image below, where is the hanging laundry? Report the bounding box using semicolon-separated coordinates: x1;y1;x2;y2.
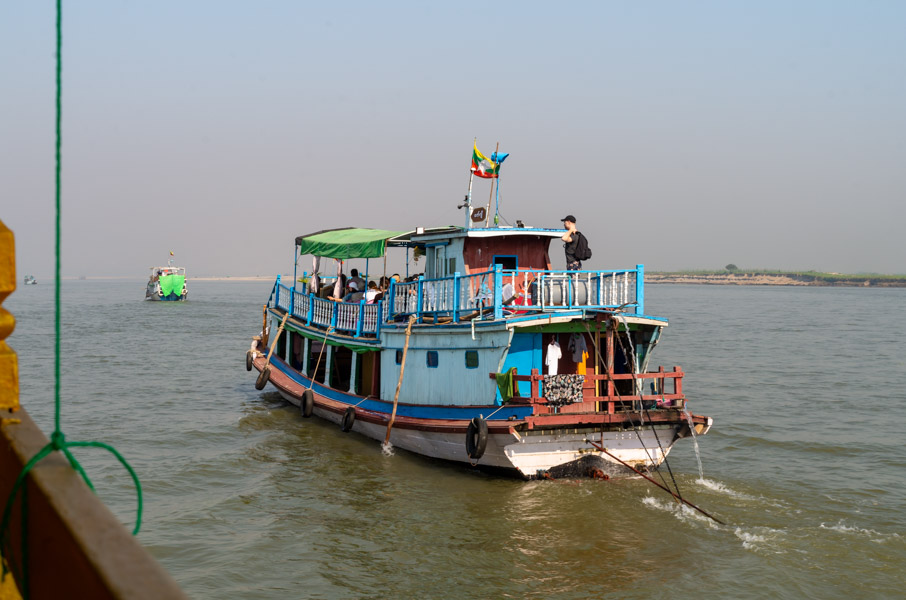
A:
542;374;585;407
568;333;588;363
546;339;562;375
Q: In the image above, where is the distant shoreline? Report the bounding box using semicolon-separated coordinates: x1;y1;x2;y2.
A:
56;276;281;281
647;272;906;287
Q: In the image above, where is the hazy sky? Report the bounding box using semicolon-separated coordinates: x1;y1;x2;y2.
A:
2;1;905;277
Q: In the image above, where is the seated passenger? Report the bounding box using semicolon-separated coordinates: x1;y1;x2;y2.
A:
331;281;365;303
365;281;380;303
349;268;366;292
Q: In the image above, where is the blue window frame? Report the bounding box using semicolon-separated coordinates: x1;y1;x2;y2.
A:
426;351;439;368
465;350;479;369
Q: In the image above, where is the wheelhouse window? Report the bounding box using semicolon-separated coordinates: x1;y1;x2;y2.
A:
396;350;403;365
465;351;479;369
493;255;518;271
426;351;439;368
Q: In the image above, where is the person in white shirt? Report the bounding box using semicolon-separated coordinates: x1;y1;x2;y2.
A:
365;281;380;303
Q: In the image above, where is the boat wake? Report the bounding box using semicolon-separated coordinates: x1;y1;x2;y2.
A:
640;495;721;529
693;477;756;500
819;520;902;543
732;526;786;553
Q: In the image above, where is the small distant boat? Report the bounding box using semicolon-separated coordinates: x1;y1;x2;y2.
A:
145;260;187;302
23;275;37;285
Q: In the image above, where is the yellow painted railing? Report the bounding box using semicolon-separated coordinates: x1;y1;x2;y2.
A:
0;220;18;413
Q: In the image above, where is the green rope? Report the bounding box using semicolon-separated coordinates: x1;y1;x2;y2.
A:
0;2;143;594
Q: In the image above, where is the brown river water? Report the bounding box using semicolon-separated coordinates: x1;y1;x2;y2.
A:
7;280;905;599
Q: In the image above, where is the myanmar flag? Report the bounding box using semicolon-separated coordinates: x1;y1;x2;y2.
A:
471;142;500;178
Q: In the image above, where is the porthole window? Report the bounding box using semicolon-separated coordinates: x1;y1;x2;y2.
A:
426;351;439;368
396;350;403;364
465;351;479;369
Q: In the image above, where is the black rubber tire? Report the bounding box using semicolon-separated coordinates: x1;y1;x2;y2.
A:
341;407;356;432
255;366;270;390
246;351;253;372
301;390;314;418
466;417;488;459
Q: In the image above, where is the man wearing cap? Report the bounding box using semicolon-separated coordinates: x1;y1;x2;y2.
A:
329;280;365;303
561;215;583;271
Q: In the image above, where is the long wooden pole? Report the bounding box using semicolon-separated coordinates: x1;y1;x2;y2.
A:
587;440;725;525
595;316;602;400
384;316;416;444
262;312;290;370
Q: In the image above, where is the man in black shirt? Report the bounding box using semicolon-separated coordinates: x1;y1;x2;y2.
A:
561;215;582;270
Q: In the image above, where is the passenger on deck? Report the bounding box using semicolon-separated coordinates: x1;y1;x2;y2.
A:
561;214;585;271
349;268;366;292
365;281;380;303
320;274;347;299
330;281;365;303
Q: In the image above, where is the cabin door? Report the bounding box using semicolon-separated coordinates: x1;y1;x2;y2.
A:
433;245;447;278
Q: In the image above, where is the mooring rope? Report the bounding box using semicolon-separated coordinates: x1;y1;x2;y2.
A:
0;3;143;596
613;315;684;501
308;326;335;390
582;318;679;499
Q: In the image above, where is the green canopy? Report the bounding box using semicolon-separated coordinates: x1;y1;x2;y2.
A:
159;273;185;297
295;228;407;259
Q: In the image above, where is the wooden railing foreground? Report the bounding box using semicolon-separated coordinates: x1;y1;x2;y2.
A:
490;366;686;414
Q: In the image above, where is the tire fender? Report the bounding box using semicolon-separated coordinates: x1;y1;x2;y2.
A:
246;351;254;372
466;417;488;459
255;365;270;390
301;390;314;418
341;407;356;432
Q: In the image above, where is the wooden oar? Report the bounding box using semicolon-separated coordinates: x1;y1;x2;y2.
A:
384;316;416;444
586;439;726;525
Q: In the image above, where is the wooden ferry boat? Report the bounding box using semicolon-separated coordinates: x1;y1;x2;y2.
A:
145;263;187;301
248;226;712;479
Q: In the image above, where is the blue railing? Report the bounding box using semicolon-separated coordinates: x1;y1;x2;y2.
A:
272;279;383;339
270;264;644;336
383;265;643;322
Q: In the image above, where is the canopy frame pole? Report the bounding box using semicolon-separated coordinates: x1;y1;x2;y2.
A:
466;170;475;229
292;244;299;298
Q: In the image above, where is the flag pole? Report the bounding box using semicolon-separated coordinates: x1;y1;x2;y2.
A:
465;138;476;229
484;141;499;227
466;170;475;229
494;173;500;226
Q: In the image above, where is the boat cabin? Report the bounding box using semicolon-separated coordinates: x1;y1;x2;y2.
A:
262;225;683;414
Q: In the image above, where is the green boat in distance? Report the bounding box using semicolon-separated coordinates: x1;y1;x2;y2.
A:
145;263;187;301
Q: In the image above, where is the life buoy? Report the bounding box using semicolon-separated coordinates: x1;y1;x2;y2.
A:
255;366;270;390
301;390;314;418
246;351;253;371
466;417;488;459
341;407;356;432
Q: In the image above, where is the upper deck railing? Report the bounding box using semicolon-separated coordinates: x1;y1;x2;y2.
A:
270;264;644;338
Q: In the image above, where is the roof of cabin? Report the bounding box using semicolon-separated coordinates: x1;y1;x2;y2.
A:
295;226;563;259
410;227;563;244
